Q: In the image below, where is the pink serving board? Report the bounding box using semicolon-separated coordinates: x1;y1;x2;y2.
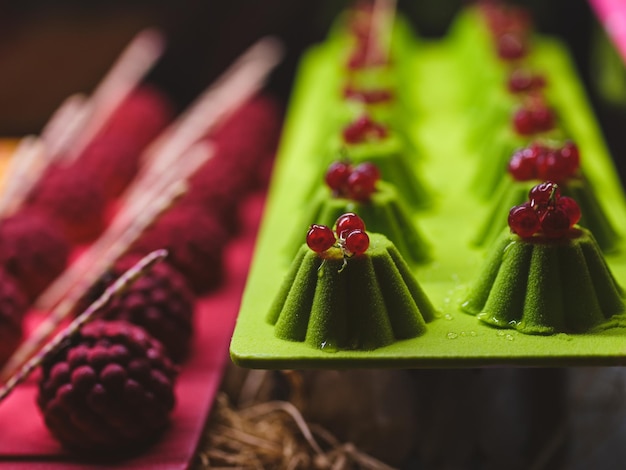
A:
0;192;265;469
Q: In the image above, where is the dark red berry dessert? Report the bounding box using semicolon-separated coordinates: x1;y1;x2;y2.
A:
0;210;70;301
80;85;173;198
100;256;196;362
306;224;336;253
25;165;107;243
37;320;177;455
0;268;29;364
129;206;229;294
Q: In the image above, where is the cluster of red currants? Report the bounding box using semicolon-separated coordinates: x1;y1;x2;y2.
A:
508;181;581;239
508;140;580;183
512;96;555;136
306;212;370;257
507;68;546;94
481;3;532;61
342;114;388;144
325;160;381;201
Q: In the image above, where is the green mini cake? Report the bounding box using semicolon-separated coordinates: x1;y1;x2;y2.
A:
462;227;625;335
290;181;430;265
474;177;621;252
268;233;436;352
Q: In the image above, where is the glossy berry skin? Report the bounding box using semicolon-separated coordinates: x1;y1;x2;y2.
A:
540;207;571;238
558;196;581;226
508;147;538;181
306;225;336;253
497;33;527;60
512;108;536;135
335;213;366;239
559;141;580;175
346;164;379;201
325;161;352;194
529;181;560;211
508;203;540;238
344;229;370;255
532;106;555;133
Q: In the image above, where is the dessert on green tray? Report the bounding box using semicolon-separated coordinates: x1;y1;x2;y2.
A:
292;180;430;265
463;183;625;335
270;218;436;352
474;141;621;252
324;117;431;209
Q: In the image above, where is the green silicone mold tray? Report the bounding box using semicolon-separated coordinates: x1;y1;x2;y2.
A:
230;13;626;368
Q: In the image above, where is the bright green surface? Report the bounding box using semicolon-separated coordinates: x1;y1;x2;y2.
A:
230;31;626;368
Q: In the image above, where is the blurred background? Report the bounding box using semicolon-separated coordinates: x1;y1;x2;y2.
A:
1;1;626;469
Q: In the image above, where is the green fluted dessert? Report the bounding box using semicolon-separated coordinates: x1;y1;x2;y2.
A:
462;228;625;335
269;233;436;352
474;177;622;252
290;182;430;265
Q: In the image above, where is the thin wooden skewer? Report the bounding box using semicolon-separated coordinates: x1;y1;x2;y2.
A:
34;141;212;312
139;36;284;177
0;250;167;403
62;29;166;163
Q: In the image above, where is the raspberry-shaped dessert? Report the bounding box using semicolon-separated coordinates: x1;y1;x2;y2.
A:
129;206;229;294
0;268;29;364
37;320;178;455
0;210;70;301
324;160;381;201
25;165;107;243
100;256;195;361
508;181;581;239
79;86;173;198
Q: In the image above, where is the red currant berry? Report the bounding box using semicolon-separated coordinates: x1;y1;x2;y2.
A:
508;203;540;238
557;196;581;227
346;167;377;201
512;107;536;135
508;147;537;181
507;69;534;93
532;105;555;132
531;75;547;89
497;33;527;61
325;161;352;194
536;149;569;182
344;229;370;255
335;212;366;239
529;181;560;211
306;224;336;253
540;207;571;238
559;141;580;176
342;115;371;143
353;162;380;181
